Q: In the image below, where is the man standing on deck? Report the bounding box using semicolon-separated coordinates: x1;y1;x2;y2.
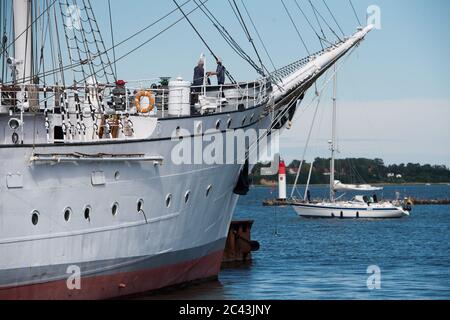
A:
207;57;226;86
192;58;205;105
193;58;205;86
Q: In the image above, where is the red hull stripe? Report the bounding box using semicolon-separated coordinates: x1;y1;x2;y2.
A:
0;250;224;300
0;239;226;288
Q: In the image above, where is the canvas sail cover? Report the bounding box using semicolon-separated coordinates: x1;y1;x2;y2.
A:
334;180;383;192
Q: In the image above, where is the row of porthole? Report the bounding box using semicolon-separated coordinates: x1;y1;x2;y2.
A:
31;204;113;226
219;113;255;130
155;184;212;209
176;114;256;136
30;185;214;226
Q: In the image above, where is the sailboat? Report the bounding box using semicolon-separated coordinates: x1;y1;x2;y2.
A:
291;67;410;219
0;0;374;299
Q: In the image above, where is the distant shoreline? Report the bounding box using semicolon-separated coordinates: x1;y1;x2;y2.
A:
252;182;450;187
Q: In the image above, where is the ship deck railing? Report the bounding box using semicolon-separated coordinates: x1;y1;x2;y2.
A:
0;79;272;145
0;78;271;119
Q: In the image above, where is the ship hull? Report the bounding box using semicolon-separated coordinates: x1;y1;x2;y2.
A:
0;103;280;300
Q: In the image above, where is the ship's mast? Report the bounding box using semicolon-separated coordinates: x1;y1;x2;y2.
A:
12;0;32;84
329;63;337;202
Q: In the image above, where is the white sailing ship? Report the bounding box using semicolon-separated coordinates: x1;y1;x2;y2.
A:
0;0;374;299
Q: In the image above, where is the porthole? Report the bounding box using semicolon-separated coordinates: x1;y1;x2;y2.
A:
184;190;191;204
12;132;19;144
64;207;72;222
206;185;213;197
196;122;202;134
31;211;39;226
215;120;221;130
112;202;119;216
166;194;172;208
227;118;232;129
84;206;91;221
137;199;144;212
114;171;120;180
241;116;247;126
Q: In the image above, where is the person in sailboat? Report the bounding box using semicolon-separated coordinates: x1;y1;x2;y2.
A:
373;194;378;203
207;57;226;86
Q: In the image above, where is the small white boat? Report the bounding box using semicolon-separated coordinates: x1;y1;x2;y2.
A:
292;196;409;219
290;66;410;219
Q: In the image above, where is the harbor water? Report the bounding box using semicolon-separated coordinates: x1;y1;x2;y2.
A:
137;184;450;300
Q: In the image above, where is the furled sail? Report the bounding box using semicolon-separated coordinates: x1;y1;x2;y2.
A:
334;180;383;192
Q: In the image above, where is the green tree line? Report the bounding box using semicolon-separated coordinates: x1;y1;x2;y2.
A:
251;158;450;185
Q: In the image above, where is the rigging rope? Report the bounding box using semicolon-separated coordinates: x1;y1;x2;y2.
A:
309;0;327;42
60;0;86;84
290;87;323;199
228;0;266;76
108;0;117;77
105;0;192;55
3;0;203;86
52;0;66;86
280;0;311;56
173;0;237;84
239;0;277;72
192;0;266;78
245;46;359;178
349;0;362;26
22;0;31;82
293;0;324;50
321;0;345;38
308;0;342;42
172;0;216;60
0;0;58;58
83;0;116;82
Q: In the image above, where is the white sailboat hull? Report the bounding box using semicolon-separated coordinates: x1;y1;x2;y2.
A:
292;203;409;219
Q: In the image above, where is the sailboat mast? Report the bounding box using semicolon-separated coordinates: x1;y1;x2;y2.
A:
12;0;32;84
330;64;337;202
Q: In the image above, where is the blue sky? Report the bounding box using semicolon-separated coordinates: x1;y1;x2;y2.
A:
93;0;450;166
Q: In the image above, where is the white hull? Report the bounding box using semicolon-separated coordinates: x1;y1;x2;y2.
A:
0;103;278;299
293;203;409;219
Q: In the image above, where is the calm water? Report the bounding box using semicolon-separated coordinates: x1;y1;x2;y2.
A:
142;184;450;300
